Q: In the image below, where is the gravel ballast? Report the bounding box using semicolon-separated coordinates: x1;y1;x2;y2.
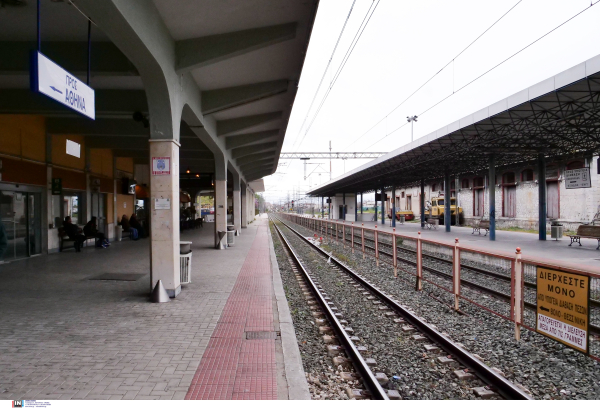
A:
280;216;600;400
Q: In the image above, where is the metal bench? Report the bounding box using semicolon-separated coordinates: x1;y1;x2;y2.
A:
472;218;490;236
568;225;600;250
58;227;96;252
425;218;438;230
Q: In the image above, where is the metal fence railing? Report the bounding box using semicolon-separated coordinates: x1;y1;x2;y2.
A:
280;213;600;361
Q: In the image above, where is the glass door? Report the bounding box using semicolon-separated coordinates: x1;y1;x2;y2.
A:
0;190;42;262
91;193;106;234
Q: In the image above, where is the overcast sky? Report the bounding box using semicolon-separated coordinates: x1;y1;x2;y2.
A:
263;0;600;205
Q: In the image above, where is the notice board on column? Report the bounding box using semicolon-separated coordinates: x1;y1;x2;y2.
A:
536;267;589;353
152;157;170;175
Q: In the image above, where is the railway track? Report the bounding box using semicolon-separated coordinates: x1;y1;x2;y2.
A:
312;222;600;334
272;218;389;400
272;215;533;400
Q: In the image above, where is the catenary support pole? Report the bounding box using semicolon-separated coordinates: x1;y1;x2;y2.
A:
538;153;546;241
489;154;496;241
420;179;425;228
444;172;451;232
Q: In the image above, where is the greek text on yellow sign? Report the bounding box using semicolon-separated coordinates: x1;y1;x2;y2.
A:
537;267;589;353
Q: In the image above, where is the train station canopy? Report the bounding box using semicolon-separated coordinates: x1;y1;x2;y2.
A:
309;54;600;196
0;0;318;182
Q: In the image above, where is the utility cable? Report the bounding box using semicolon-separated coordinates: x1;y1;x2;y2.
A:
297;0;380;148
291;0;357;150
365;0;599;150
348;0;524;148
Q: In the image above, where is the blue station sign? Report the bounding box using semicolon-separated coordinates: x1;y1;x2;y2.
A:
30;51;95;120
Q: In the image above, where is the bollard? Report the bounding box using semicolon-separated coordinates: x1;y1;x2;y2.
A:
452;238;460;311
416;231;423;291
512;247;523;341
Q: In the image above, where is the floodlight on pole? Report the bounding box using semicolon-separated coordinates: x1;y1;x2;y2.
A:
407;115;418;142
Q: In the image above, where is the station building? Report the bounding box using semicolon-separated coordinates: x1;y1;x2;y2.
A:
385;155;600;231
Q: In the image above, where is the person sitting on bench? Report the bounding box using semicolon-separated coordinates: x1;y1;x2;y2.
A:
130;214;146;239
120;214;139;240
84;216;110;248
63;216;86;252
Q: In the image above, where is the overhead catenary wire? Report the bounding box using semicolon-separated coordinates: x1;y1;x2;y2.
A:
290;0;357;151
348;0;524;148
364;0;600;150
297;0;381;148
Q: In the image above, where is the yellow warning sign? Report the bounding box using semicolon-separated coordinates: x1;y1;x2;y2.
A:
537;267;589;353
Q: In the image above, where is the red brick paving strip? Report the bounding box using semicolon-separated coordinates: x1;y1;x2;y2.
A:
186;225;277;400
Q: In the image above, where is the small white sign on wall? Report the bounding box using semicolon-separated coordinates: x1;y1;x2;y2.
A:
155;198;171;210
152;157;170;175
66;139;81;158
124;202;126;208
564;168;591;189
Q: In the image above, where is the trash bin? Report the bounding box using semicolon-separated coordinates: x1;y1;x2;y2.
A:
180;241;193;284
115;225;123;242
399;215;406;224
551;225;563;240
226;230;235;247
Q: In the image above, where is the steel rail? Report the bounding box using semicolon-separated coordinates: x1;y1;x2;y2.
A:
271;218;389;400
275;215;533;400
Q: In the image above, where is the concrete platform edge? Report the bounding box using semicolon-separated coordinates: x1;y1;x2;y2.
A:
268;220;311;400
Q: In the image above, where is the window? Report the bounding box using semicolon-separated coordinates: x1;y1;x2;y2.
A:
461;179;469;188
450;180;456;190
502;172;515;184
63;193;82;225
473;177;484;188
521;169;533;181
401;191;405;198
431;183;437;191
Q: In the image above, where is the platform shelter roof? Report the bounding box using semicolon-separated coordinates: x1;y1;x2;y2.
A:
308;54;600;196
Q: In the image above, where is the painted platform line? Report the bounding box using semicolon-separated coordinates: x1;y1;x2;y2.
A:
186;225;277;400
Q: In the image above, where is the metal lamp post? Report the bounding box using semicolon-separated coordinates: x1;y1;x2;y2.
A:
407;115;418;142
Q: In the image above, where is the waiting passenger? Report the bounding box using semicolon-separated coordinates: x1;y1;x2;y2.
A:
63;216;86;252
120;214;139;240
129;214;146;239
84;216;110;248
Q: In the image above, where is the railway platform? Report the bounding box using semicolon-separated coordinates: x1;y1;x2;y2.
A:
0;216;308;400
318;217;600;270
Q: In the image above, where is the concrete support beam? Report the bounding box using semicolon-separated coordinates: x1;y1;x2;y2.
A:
241;183;248;228
232;174;241;235
202;80;289;115
444;172;451;232
236;152;277;166
231;142;278;159
217;112;282;136
149;139;181;298
176;23;297;73
225;129;280;150
538;154;547;241
49;118;150;136
489;155;496;241
240;159;276;172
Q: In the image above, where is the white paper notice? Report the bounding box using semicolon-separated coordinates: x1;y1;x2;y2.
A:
155;198;171;210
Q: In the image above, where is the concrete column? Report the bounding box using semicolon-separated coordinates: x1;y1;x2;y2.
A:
355;193;358;220
374;190;378;222
149;139;181;298
232;174;241;235
420;179;425;228
241;184;248;228
391;185;396;227
360;192;363;214
444;171;451;232
538;153;547;241
321;197;324;218
489;155;496;241
455;175;460;225
342;193;346;220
